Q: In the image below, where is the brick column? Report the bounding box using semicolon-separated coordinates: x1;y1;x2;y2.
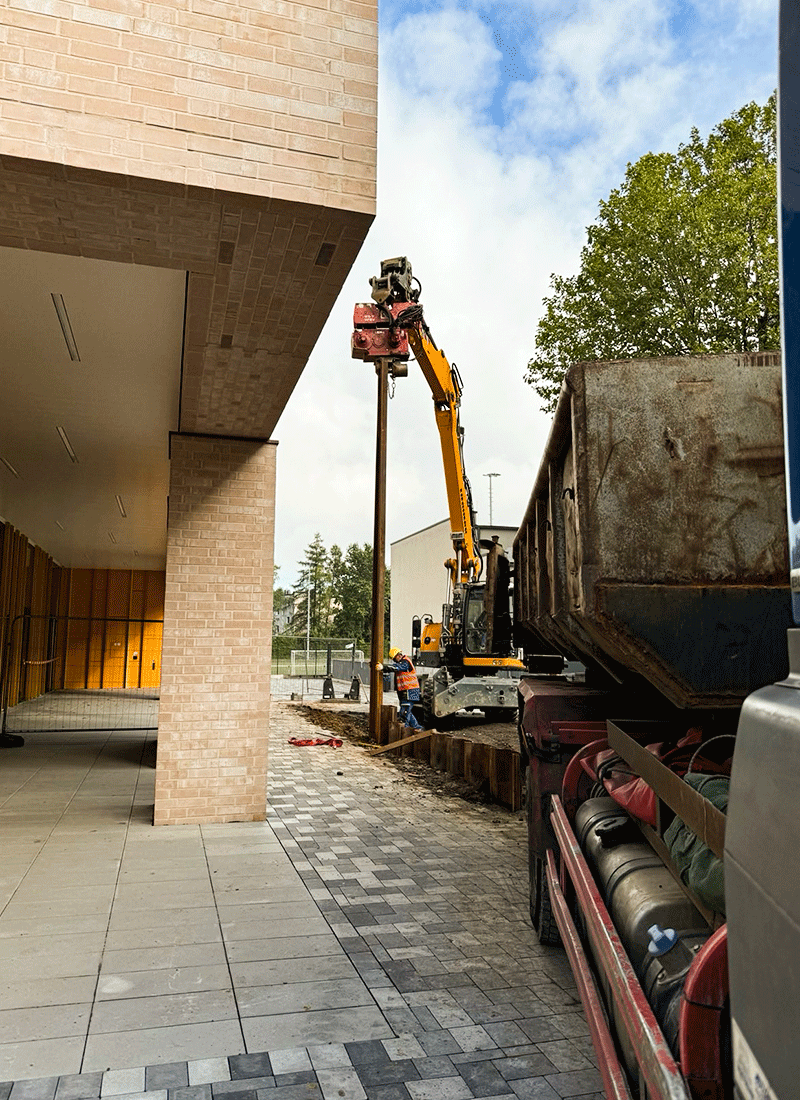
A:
154;434;276;825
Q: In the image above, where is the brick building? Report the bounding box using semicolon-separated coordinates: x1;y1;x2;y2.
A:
0;0;377;824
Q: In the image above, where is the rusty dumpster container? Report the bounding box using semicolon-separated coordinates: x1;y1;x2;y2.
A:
513;352;792;708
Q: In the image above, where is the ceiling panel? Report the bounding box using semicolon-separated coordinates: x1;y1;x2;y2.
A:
0;247;185;570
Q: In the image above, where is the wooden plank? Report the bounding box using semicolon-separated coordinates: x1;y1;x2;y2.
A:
607;719;726;860
369;727;434;755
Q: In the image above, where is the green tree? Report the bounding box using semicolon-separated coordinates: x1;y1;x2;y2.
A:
331;542;374;644
526;95;778;412
290;533;332;637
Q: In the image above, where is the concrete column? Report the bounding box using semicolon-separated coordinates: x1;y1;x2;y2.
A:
154;434;276;825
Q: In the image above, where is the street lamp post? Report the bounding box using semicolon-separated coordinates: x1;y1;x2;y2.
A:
484;472;500;526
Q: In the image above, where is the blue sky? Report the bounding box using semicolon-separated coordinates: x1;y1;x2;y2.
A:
274;0;778;590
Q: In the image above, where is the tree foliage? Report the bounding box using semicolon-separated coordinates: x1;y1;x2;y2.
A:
282;534;388;646
526;95;779;412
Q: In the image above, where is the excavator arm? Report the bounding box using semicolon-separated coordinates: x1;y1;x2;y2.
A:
351;256;481;585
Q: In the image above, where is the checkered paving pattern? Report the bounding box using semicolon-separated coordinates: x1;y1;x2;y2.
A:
1;704;602;1100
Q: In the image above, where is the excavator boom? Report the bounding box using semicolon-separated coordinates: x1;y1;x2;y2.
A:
352;256;481;584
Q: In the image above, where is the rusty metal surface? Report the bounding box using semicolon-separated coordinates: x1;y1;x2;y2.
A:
544;849;634;1100
550;795;692;1100
513;353;792;706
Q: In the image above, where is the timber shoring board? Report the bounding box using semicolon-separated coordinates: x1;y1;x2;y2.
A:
372;705;522;809
368;726;433;755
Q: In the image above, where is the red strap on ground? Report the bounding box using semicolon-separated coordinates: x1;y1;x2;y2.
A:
288;736;343;748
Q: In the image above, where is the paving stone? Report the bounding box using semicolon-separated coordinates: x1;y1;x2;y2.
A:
170;1088;212;1100
541;1072;602;1099
415;1035;461;1059
454;1062;508;1098
492;1056;556;1083
381;1041;425;1063
11;1082;58;1100
345;1043;390;1068
265;1053;310;1078
404;1079;472;1100
507;1081;560;1100
356;1063;419;1089
146;1066;189;1091
55;1075;103;1100
448;1029;496;1054
213;1080;275;1095
409;1060;454;1082
481;1025;528;1050
188;1062;230;1087
228;1056;274;1081
315;1069;366;1100
362;1085;411;1100
100;1072;145;1098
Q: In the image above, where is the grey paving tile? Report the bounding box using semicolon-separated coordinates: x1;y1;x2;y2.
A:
212;1079;275;1094
89;990;238;1034
227;1056;274;1081
507;1083;560;1100
53;1074;103;1100
541;1072;602;1098
242;1005;392;1052
307;1046;351;1071
410;1059;455;1081
230;956;356;988
96;966;232;1000
531;1047;590;1075
8;1079;58;1100
405;1079;472;1100
416;1036;461;1059
0;976;97;1011
100;944;229;974
145;1065;189;1090
169;1088;212;1100
187;1061;230;1087
492;1057;556;1084
237;979;374;1018
344;1043;390;1068
356;1062;418;1089
101;1070;147;1097
315;1069;366;1100
361;1086;410;1100
82;1021;246;1072
222;918;332;942
263;1052;309;1077
255;1087;319;1100
0;1006;90;1045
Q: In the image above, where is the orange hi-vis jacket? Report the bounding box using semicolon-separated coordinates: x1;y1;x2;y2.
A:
394;657;419;693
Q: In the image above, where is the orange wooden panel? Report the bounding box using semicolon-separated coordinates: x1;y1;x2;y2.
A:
141;571;165;688
126;572;145;689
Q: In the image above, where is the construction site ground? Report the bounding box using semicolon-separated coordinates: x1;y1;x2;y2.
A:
291;699;520;806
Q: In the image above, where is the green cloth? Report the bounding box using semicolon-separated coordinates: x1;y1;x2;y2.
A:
663;773;729;915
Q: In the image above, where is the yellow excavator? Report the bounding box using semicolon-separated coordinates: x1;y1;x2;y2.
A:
352;257;529;726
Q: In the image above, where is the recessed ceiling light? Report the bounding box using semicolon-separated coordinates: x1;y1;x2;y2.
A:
1;457;20;478
56;426;78;463
51;293;81;362
115;494;127;517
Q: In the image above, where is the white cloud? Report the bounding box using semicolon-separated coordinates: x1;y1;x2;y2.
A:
273;0;777;588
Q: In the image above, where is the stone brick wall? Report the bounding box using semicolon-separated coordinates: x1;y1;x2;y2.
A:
0;0;377;212
155;433;276;825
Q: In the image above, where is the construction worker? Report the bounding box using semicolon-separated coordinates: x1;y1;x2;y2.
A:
387;646;423;730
